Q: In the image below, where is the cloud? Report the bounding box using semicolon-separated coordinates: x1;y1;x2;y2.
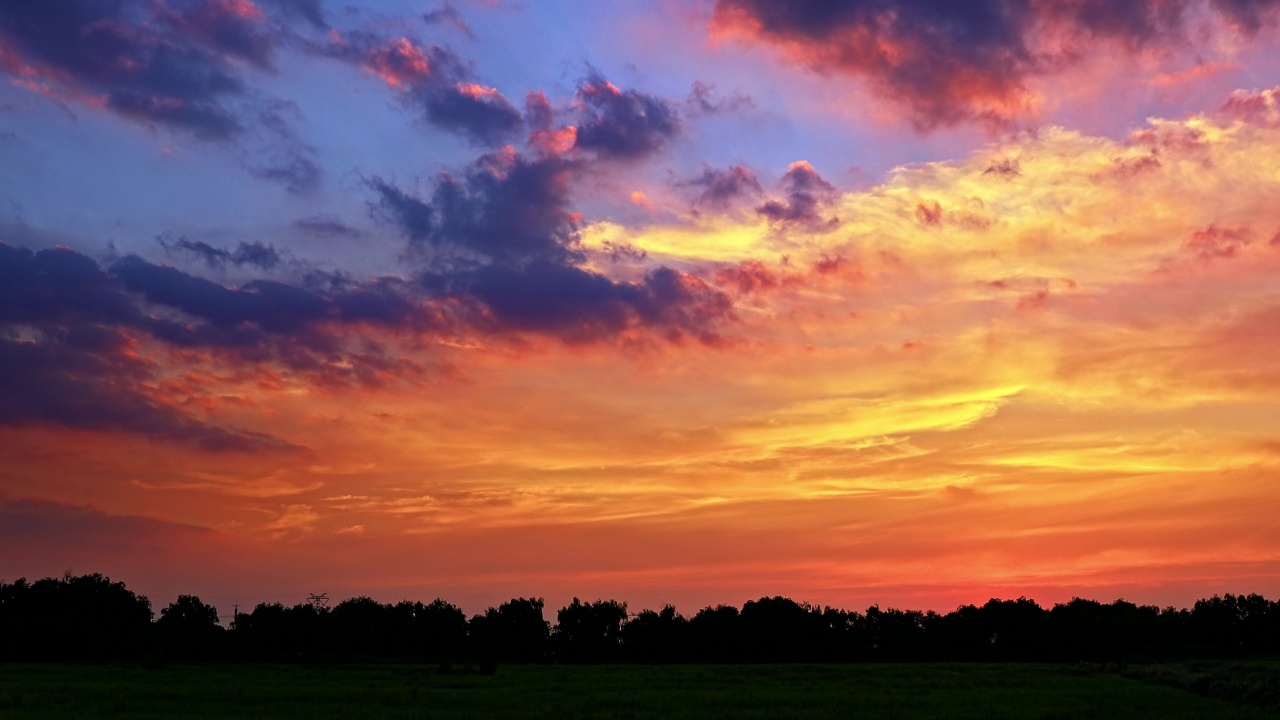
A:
112;256;332;331
756;161;838;226
525;89;578;156
423;2;477;39
248;151;322;193
1210;0;1280;35
0;334;292;451
0;0;250;139
160;237;284;270
455;262;734;344
315;32;522;145
0;244;141;328
0;0;324;192
1220;86;1280;127
573;74;680;159
293;214;365;238
367;147;735;343
710;0;1280;130
0;499;218;551
243;98;322;194
0;241;445;446
1183;224;1251;263
687;80;755;115
368;149;577;267
0;244;296;451
688;165;764;211
159;0;278;71
261;0;327;28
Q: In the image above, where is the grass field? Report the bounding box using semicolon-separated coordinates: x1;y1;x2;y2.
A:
1;662;1276;719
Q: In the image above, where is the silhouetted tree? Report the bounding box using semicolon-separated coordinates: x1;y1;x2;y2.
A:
554;597;628;662
469;597;549;662
739;596;826;662
232;601;329;659
410;598;468;660
156;595;221;659
861;605;929;661
330;596;390;657
621;605;689;662
0;573;152;661
4;571;1280;665
688;604;742;661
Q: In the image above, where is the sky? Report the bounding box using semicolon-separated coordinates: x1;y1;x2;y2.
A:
3;0;1280;619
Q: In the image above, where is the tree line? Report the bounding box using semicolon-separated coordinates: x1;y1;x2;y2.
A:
2;573;1279;664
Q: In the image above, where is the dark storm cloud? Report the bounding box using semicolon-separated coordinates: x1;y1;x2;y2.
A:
573;74;680;159
423;2;477;39
262;0;328;28
293;214;364;238
313;32;522;145
367;148;735;344
0;0;324;190
423;82;524;146
113;256;333;331
0;244;140;328
688;165;764;210
159;0;278;71
161;237;285;270
0;241;446;447
454;263;733;344
248;151;323;193
0;0;248;139
0;335;293;451
711;0;1280;129
367;178;437;246
757;161;838;226
109;255;433;339
368;149;576;267
0;244;294;451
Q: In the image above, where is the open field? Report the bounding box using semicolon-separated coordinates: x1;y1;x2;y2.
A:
1;662;1276;719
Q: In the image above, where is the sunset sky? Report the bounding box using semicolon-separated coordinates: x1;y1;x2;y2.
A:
4;0;1280;619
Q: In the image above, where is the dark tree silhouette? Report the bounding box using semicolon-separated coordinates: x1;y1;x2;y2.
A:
3;572;1279;665
0;573;152;661
159;594;219;631
408;598;469;660
232;601;329;659
739;596;827;662
620;605;689;662
554;597;628;662
688;604;742;662
861;605;929;661
469;597;549;662
157;595;221;659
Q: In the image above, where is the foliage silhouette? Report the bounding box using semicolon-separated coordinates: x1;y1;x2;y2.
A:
554;597;628;662
468;597;549;663
0;573;152;661
3;573;1280;664
156;595;222;660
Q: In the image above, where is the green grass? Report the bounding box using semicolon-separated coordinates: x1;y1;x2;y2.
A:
0;662;1274;719
1097;660;1280;712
